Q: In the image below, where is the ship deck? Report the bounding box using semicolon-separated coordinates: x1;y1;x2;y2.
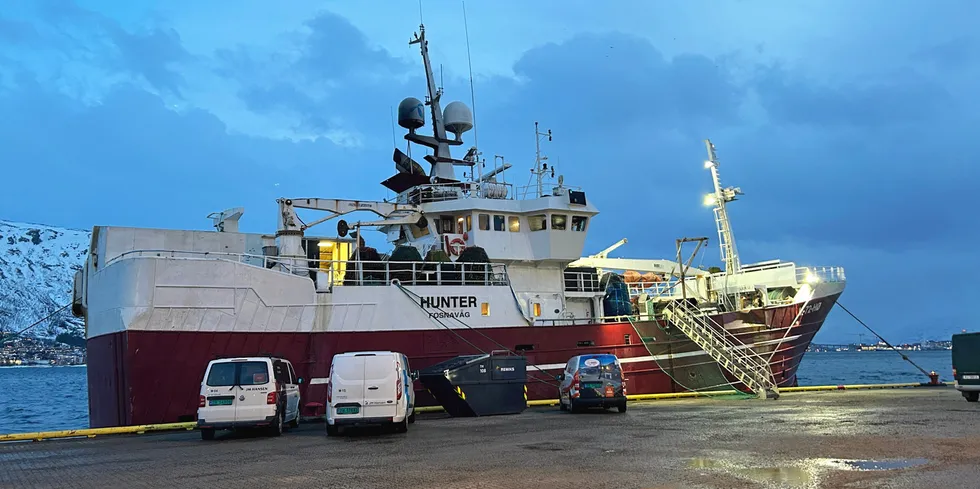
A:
2;388;978;488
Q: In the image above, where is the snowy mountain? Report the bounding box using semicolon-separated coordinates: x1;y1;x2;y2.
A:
0;220;90;340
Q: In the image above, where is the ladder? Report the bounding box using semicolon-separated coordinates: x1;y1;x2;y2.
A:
663;300;779;399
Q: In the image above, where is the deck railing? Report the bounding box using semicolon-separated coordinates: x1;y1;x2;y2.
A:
105;249;510;291
400;181;514;204
795;266;846;284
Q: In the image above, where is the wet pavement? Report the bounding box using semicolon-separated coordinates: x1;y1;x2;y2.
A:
2;387;979;488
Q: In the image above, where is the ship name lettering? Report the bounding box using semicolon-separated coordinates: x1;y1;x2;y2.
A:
419;296;478;309
801;302;822;315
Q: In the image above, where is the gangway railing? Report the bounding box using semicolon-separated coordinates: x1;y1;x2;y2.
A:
662;299;779;399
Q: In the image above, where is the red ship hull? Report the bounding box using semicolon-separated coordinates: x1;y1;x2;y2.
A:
86;293;840;428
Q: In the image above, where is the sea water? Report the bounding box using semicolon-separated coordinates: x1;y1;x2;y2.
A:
0;350;953;435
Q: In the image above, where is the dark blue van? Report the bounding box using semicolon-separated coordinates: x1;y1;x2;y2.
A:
556;354;627;413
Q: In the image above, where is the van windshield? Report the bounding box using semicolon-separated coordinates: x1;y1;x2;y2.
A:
206;361;270;386
578;356;621;379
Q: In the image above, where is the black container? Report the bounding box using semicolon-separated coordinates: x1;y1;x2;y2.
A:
418;352;527;417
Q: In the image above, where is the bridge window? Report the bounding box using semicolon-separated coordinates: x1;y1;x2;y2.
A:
479;213;489;230
465;215;472;232
551;214;567;230
528;214;547;232
571;216;588;232
493;215;505;231
439;215;454;234
455;216;464;234
508;216;521;232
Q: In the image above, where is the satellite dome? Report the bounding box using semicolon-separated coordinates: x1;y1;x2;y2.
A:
397;97;425;130
443;101;473;138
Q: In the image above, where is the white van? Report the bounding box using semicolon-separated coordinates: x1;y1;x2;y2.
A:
197;356;302;440
325;351;417;436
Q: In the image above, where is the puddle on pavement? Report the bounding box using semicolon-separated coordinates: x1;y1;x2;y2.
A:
688;456;929;486
689;458;811;486
825;458;929;471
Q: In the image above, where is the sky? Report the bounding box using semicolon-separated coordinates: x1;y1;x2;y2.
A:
1;0;977;344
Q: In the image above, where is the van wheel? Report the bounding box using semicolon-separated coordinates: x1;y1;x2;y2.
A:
200;428;215;441
269;411;283;437
288;413;300;429
395;417;409;434
408;412;416;424
569;399;578;413
966;392;979;402
559;398;567;411
617;402;628;413
326;424;339;437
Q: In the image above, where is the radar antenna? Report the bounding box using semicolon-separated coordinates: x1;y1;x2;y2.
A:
703;139;743;274
395;24;474;182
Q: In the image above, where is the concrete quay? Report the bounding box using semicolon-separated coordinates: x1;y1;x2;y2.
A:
1;387;978;488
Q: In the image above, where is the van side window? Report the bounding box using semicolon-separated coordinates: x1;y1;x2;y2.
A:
566;359;576;374
273;360;289;384
286;363;297;384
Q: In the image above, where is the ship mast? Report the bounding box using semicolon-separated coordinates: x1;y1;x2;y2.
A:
530;122;552;198
703;139;743;275
408;24;455;180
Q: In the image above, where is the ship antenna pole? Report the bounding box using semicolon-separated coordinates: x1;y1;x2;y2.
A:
462;0;481;185
410;19;453;180
533;122;552;198
703;139;742;275
463;1;478;152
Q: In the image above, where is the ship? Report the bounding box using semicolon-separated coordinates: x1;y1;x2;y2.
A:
70;24;846;428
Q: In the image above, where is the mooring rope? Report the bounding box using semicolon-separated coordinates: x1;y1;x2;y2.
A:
837;302;939;381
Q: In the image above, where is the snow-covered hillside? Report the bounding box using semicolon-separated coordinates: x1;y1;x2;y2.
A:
0;220;90;340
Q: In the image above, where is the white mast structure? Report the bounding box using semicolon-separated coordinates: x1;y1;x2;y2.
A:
529;122;552;198
405;24;474;181
702;139;743;275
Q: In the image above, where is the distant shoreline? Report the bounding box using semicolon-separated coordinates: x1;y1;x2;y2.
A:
0;364;87;368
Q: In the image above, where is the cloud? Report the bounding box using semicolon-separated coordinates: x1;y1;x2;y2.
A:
753;63;954;128
0;18;40;45
1;1;977;346
7;0;190;96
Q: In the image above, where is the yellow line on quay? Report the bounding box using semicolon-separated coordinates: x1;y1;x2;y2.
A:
0;422;196;443
0;382;944;441
415;382;945;413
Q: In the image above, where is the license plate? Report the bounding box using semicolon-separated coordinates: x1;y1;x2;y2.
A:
209;399;232;406
337;406;360;415
963;374;980;380
581;382;603;389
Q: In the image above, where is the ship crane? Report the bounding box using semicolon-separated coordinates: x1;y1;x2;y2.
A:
569;238;709;278
275;197;420;276
703;139;743;275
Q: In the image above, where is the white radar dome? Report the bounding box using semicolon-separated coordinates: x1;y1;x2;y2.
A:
443;101;473;138
398;97;425;130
